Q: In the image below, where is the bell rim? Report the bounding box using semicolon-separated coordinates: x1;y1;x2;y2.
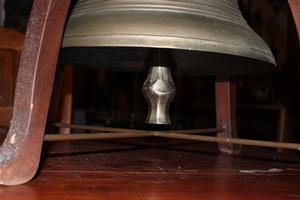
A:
62;34;276;66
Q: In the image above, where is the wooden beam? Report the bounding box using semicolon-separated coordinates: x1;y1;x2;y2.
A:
0;106;12;127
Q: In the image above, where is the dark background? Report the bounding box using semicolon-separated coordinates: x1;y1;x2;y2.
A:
3;0;300;142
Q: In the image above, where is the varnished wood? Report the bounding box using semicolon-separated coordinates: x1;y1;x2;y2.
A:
215;77;241;154
48;64;74;134
0;0;299;187
0;107;12;127
289;0;300;41
1;140;300;200
0;28;24;125
0;50;17;106
277;107;288;143
0;28;24;51
59;65;73;134
0;0;71;186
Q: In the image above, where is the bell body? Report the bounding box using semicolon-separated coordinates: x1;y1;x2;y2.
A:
62;0;276;75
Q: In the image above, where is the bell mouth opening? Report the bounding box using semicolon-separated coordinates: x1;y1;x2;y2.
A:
60;46;276;76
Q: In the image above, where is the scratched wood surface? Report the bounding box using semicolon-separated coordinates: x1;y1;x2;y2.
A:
0;0;71;186
0;138;299;200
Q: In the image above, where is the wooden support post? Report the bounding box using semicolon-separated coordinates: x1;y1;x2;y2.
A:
49;65;74;134
289;0;300;41
0;0;71;186
215;77;241;154
59;65;73;134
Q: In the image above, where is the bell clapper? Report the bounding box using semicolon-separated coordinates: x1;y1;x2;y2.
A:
142;49;176;125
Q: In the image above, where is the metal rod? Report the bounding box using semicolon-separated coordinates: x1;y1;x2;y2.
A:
44;130;300;150
53;123;147;133
43;128;224;142
173;128;225;135
49;124;300;150
44;132;152;141
53;123;224;135
154;132;300;150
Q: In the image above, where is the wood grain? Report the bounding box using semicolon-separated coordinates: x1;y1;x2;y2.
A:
0;0;71;186
289;0;300;41
0;28;24;109
0;107;12;127
0;28;24;51
215;77;241;154
1;140;299;200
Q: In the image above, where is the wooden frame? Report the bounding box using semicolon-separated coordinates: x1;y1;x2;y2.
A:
0;0;300;186
0;0;71;186
0;28;24;128
215;77;241;154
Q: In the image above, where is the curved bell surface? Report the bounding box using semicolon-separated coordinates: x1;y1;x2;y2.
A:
61;0;276;75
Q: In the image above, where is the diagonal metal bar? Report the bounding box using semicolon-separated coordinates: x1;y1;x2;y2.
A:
53;123;225;135
44;130;300;150
53;123;147;133
50;124;300;150
172;128;225;135
153;132;300;150
44;132;153;141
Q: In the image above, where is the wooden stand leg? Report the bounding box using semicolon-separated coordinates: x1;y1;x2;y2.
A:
215;77;241;154
48;64;73;134
0;0;71;186
289;0;300;41
59;65;73;134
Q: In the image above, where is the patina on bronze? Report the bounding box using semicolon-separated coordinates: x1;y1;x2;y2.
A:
61;0;277;124
62;0;275;74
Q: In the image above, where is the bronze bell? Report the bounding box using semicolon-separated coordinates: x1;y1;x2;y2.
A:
62;0;276;124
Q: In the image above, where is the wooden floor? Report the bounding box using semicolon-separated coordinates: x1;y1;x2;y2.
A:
1;137;300;200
